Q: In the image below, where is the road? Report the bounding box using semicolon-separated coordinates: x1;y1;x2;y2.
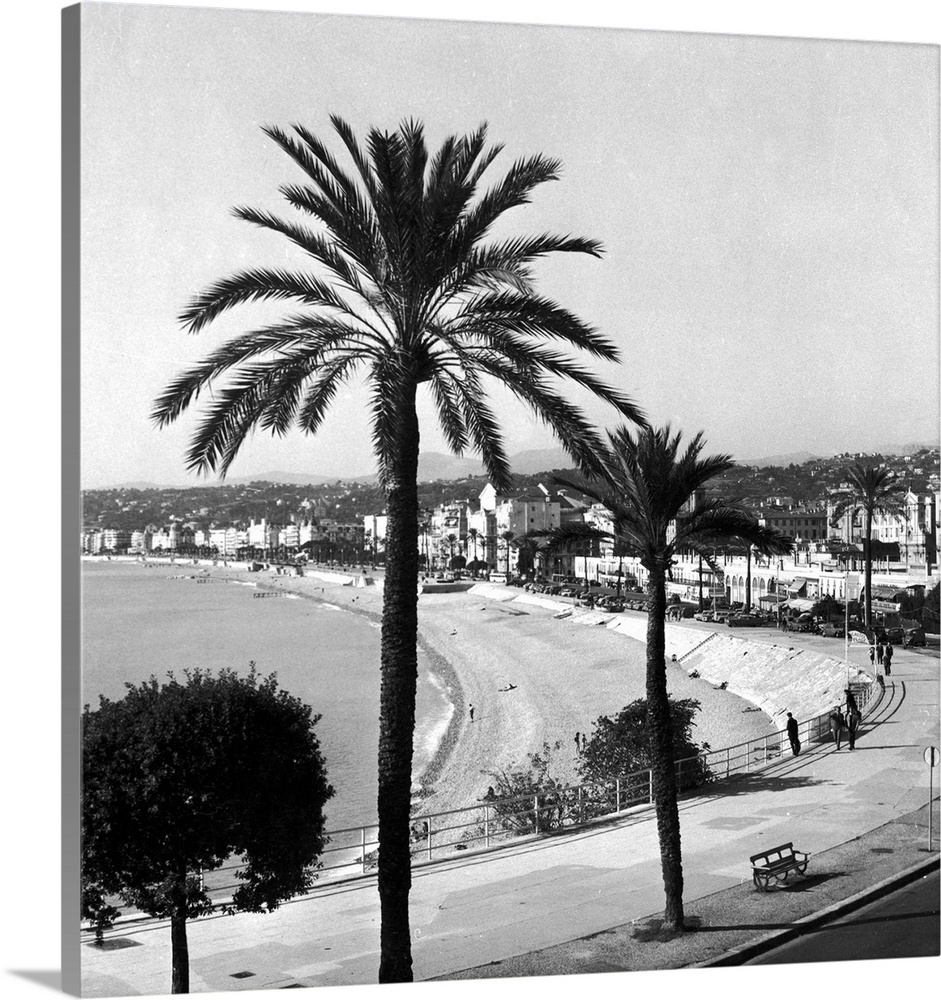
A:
747;869;940;965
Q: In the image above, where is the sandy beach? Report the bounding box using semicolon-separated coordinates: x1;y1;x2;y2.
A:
139;560;776;819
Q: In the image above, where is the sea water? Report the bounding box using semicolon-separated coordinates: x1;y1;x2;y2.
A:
81;561;452;831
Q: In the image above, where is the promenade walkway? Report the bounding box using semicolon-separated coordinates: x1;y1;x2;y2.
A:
80;633;939;996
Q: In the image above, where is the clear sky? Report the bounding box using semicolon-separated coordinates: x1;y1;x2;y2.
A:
78;2;939;487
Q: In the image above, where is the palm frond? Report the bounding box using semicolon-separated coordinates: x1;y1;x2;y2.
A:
451;371;512;492
152;320;376;428
473;332;644;422
446;292;621;362
178;268;350;334
296;354;364;436
183;358;311;477
427;372;470;456
470;359;611;481
231;206;361;290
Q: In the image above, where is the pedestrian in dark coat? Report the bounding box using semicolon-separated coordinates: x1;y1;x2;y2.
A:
845;689;861;750
876;641;885;666
884;642;893;676
786;712;801;756
829;707;844;750
869;643;876;667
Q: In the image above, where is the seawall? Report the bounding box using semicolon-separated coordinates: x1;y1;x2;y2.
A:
470;583;873;730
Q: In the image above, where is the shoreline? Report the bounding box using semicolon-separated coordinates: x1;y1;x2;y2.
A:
81;556;778;819
246;570;464;799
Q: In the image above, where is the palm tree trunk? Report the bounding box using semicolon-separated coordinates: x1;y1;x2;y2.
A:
864;509;873;627
377;386;420;984
644;562;685;931
170;909;189;993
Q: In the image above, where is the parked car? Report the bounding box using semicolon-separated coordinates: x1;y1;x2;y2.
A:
819;622;845;638
727;614;762;627
902;627;926;648
787;613;819;634
693;611;712;622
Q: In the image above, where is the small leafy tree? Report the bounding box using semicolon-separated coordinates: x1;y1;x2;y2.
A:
81;666;334;994
579;698;712;794
486;740;572;833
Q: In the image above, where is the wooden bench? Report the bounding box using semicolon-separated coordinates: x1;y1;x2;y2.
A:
750;842;810;890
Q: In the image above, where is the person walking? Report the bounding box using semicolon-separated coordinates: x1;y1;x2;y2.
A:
574;731;581;753
469;703;475;723
845;688;861;751
876;640;885;667
786;712;801;756
869;643;876;667
884;642;893;676
829;706;844;750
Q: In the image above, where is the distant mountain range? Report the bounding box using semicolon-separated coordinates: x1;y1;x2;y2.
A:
216;446;578;486
738;451;818;468
738;442;936;469
93;441;938;491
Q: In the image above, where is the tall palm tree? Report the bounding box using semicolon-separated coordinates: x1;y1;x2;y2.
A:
546;425;792;930
151;116;643;981
829;464;907;626
445;532;458;568
467;527;480;571
500;530;516;574
513;530;548;580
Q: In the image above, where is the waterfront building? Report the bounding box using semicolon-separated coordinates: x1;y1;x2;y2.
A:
757;507;828;542
208;526;238;556
279;524;300;551
101;528;131;552
82;529;104;554
247;518;278;553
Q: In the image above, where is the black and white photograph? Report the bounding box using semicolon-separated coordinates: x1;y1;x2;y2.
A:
5;3;941;1000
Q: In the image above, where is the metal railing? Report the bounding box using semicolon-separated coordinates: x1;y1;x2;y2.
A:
190;678;881;901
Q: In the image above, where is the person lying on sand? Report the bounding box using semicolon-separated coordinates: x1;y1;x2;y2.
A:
498;683;517;692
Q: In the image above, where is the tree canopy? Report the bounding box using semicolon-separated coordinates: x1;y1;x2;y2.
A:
82;666;333;993
578;697;711;792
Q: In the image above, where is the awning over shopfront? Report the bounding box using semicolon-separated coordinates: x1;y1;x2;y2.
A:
759;594;786;605
788;578;809;595
783;598;815;612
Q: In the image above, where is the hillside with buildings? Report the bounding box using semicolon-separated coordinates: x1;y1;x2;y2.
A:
83;448;940;625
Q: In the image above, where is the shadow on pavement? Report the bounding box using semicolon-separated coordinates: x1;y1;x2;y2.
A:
683;771;835;800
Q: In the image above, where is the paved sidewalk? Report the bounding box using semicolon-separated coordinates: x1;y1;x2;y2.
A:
81;638;939;995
